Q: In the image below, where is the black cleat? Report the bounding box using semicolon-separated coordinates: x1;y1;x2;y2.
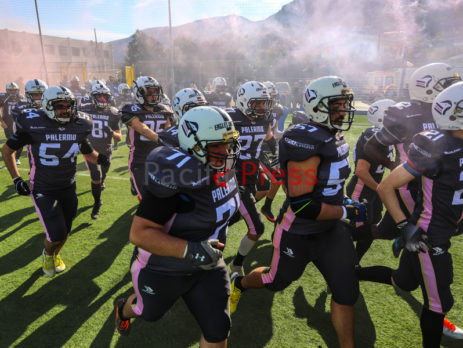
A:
91;200;102;220
261;206;276;223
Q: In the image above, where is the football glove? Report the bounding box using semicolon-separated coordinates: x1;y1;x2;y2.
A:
344;201;368;223
184;239;223;270
13;176;30;196
397;220;430;253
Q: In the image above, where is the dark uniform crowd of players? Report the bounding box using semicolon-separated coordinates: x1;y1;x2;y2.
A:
2;63;463;347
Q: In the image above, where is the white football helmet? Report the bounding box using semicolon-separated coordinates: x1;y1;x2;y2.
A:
133;76;162;106
303;76;355;131
90;80;111;109
409;63;461;103
236;81;273;119
70;76;80;86
118;83;131;97
432;81;463;130
42;86;77;124
263;81;279;102
212;77;227;94
172;88;208;122
367;99;395;128
178;106;240;171
25;79;48;108
6;82;19;95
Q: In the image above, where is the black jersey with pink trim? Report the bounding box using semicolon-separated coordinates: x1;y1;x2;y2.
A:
121;103;172;165
346;127;394;199
279;123;351;206
10;109;92;192
0;93;23;128
79;104;120;155
404;130;463;246
157;124;179;147
138;146;240;274
228;108;271;184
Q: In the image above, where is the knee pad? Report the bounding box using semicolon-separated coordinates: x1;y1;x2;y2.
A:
202;314;231;343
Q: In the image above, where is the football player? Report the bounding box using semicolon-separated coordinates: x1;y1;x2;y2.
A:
0;82;24;164
357;81;463;347
205;77;232;109
345;99;396;263
1;86;110;278
121;76;172;199
114;106;240;348
69;76;87;105
79;80;122;219
228;81;275;276
229;77;367;348
158;87;208;147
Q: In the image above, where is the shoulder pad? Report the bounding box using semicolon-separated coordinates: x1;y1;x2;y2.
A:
145;147;210;197
154;103;173;114
410;131;445;157
108;106;119;115
122;103;143;114
79;103;93;112
75;111;93;131
280;123;330;160
15;109;47;131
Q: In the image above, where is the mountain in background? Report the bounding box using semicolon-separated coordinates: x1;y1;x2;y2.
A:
111;0;463;82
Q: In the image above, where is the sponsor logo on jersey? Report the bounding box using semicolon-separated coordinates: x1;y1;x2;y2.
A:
337;142;349;157
433;100;452;115
284;138;315;150
416;75;433;88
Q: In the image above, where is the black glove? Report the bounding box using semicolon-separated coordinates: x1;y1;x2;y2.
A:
392;236;405;258
97;153;110;166
344;201;368;223
184;239;223;270
397;220;430;253
13;177;30;195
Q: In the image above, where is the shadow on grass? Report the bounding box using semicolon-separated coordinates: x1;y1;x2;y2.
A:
0;206;35;233
393;287;462;348
293;287;376;348
0;185;16;202
111;166;129;174
0;205;137;348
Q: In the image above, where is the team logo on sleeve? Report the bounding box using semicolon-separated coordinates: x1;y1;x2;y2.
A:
433;100;452;115
305;89;317;103
416;75;433;88
182;120;199;137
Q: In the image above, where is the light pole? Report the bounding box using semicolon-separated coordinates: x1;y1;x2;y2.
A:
34;0;49;84
168;0;175;98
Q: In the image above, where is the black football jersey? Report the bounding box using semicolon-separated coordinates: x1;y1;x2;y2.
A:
405;130;463;246
121;103;173;165
79;104;120;155
346;127;394;199
0;93;23;128
8;109;92;192
228;108;271;184
205;91;232;109
138;146;240;274
279;123;351;205
157;124;179;147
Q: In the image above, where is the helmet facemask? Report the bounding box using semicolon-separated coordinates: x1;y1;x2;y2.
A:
434;73;461;93
91;93;110;109
27;92;44;108
315;92;355;131
141;86;161;106
246;98;273;120
49;100;77;124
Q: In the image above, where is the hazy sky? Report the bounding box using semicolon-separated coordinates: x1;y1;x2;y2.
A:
1;0;292;42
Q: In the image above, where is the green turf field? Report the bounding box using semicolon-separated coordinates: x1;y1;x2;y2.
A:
0;114;462;347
